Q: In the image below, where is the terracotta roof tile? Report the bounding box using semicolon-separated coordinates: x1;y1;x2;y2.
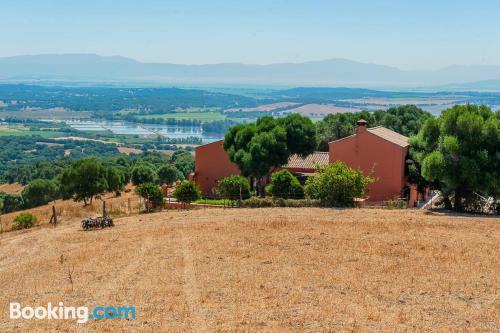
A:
367;126;409;147
282;152;329;170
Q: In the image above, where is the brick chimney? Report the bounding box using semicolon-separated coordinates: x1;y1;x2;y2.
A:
356;119;367;134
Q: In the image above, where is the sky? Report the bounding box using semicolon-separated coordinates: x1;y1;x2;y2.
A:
1;0;499;70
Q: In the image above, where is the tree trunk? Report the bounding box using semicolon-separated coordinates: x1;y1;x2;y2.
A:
256;178;264;197
453;191;463;212
443;196;453;210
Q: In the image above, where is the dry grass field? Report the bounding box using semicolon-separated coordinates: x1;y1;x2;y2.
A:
0;183;24;195
285;104;361;117
0;207;498;332
225;102;300;113
0;190;142;233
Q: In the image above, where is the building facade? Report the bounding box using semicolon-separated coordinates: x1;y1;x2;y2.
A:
192;140;241;196
328;120;409;202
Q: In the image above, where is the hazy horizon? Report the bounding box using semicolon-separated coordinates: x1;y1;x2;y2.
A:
2;53;500;71
2;0;499;70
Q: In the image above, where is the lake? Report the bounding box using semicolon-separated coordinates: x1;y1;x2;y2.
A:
46;120;223;143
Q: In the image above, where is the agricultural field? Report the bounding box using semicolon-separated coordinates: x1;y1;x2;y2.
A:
339;97;461;106
0;124;66;138
0;207;497;331
284;104;362;117
225;102;300;112
0;108;92;120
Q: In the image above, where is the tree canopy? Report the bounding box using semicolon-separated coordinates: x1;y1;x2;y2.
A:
316;105;431;150
60;159;109;205
410;104;499;212
135;182;164;212
223;114;316;183
21;179;59;208
131;164;158;186
158;165;184;185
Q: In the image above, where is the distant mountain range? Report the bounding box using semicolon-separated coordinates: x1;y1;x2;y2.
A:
0;54;500;89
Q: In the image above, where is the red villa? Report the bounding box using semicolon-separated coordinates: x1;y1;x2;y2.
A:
192;120;421;205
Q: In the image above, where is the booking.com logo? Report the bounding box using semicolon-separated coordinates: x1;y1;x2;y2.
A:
10;302;136;324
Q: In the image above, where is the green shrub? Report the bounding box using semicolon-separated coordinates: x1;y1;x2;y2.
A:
173;181;201;204
12;213;37;230
280;199;321;207
239;197;320;208
194;198;235;206
304;161;373;207
240;197;275;208
0;192;24;213
214;175;251;200
135;183;164;212
384;199;407;209
266;169;304;199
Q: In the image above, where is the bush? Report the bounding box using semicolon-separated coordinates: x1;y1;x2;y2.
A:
266;169;304;199
240;197;275;208
0;192;24;213
239;197;320;208
173;181;201;204
214;175;251;200
135;183;164;211
12;213;37;230
194;198;235;206
304;161;373;207
384;199;407;209
280;198;321;207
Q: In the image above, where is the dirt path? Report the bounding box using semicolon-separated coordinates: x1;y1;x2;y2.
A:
179;228;210;332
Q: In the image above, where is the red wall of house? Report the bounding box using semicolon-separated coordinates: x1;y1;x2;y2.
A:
194;140;241;196
328;131;408;202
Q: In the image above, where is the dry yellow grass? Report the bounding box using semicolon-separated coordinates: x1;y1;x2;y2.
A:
0;183;24;195
0;191;142;233
0;208;498;332
117;146;143;155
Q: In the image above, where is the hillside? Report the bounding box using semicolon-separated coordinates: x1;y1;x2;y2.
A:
1;54;500;87
0;207;498;331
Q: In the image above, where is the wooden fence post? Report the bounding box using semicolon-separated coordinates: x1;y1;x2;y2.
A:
49;206;57;226
102;201;107;217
